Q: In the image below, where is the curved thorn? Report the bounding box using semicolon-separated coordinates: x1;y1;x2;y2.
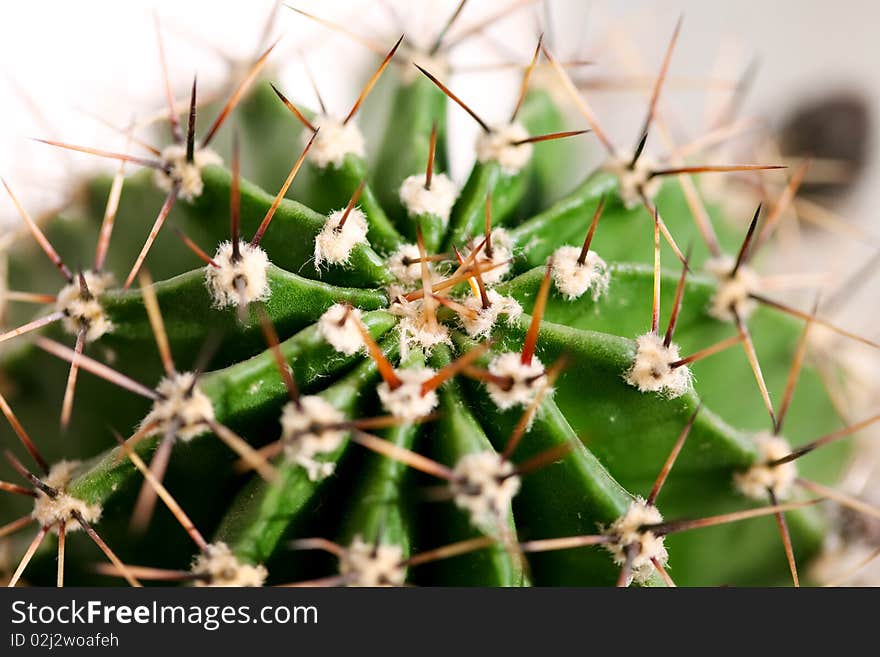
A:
251;129;318;246
138;270;176;376
770;413;880;467
664;244;692;346
123;184;180;290
59;326;87;431
129;432;174;536
775;296;819;435
521;258;553;366
414;63;489;132
34;336;159;400
344;34;404;125
647;403;701;506
510;33;543;122
541;43;614;154
74;511;142;587
172;226;219;267
153;12;183;143
269;82;316;132
429;0;469;54
635;15;683;148
0;393;49;474
0;312;64;345
201;38;280;148
404;535;496;567
768;488;799;587
114;431;208;552
7;526;48;588
1;177;72;282
350;430;455;481
732;308;777;428
731;204;762;276
644;499;822;536
31;139;164;170
185;76;198;162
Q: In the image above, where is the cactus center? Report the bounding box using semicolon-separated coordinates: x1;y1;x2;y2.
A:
377;367;439;421
465;228;513;286
459;290;522;339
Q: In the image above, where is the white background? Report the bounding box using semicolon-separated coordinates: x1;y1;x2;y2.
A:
0;1;877;219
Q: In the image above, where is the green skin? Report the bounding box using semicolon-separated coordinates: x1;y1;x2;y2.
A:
0;77;846;587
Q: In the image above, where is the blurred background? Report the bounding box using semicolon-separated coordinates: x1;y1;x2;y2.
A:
0;1;877;583
0;1;876;217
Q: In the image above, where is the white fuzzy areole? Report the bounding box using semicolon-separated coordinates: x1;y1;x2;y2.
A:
476;122;533;175
190;542;267;587
451;451;521;528
387;244;428;286
56;270;115;342
205;240;271;309
340;536;406;587
399;173;457;223
551;245;610;301
154;144;222;201
377;367;439;422
280;395;346;481
601;152;661;209
704;254;761;322
317;303;364;356
388;295;448;359
485;352;547;410
603;499;669;585
623;332;692;398
307;115;366;169
459;289;522;339
141;372;215;442
399;315;450;353
314;207;369;269
734;432;797;500
465;228;513;286
31;461;102;534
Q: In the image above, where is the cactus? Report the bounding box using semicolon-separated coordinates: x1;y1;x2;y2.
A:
1;5;878;588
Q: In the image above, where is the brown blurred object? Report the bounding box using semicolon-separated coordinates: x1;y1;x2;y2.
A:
780;92;871;199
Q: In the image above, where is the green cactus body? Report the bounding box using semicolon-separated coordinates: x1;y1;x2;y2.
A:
0;33;859;589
